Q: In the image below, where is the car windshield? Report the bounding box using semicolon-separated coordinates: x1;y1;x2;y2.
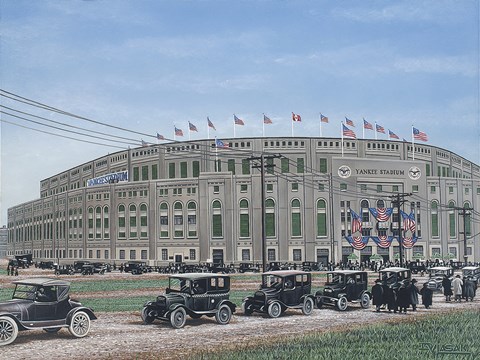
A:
169;278;192;293
326;273;344;285
263;275;283;289
12;284;36;300
431;271;447;277
381;272;398;286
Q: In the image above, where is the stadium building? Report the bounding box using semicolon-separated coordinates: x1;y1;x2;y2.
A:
6;137;480;265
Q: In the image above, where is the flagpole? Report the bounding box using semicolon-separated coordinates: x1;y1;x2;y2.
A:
215;137;218;172
412;125;415;160
262;113;265;137
173;125;176;141
341;122;344;157
319;113;322;137
363;120;365;139
207;118;210;140
291;117;294;137
233;116;236;138
374;122;378;140
188;122;191;141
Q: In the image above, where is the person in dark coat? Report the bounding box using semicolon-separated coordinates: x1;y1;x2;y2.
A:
407;278;420;311
420;282;433;309
372;279;384;312
382;283;396;313
442;275;452;302
464;277;475;302
396;281;410;313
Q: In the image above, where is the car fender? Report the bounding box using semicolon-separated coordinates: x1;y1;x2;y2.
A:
362;291;372;299
336;293;347;301
300;294;315;303
217;299;236;314
66;307;97;324
167;303;186;315
0;313;25;330
266;299;286;311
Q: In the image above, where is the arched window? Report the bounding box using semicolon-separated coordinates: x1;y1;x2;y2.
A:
360;199;370;222
291;199;302;237
174;202;183;237
266;199;276;237
118;204;126;238
88;207;94;239
212;200;223;237
187;201;197;237
316;199;327;237
431;201;439;237
464;202;472;237
159;203;169;238
448;201;456;238
140;204;148;238
129;204;137;238
103;206;109;239
376;200;385;208
239;199;250;238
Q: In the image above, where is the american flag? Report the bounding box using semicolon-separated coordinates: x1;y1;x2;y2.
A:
215;138;229;148
401;211;417;248
363;118;373;130
207;117;216;130
141;140;148;147
347;209;366;250
234;115;245;126
189;121;198;132
369;207;393;222
345;117;355;127
375;235;393;249
342;124;356;139
388;130;399;139
320;114;329;123
413;127;428;141
175;127;184;137
156;133;165;140
292;112;302;122
263;114;272;124
376;123;385;133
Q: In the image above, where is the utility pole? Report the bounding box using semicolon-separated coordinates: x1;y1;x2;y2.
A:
247;154;282;272
389;193;412;267
455;206;471;265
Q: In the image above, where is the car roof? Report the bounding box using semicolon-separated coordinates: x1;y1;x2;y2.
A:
262;270;308;277
170;273;229;280
328;270;366;275
13;277;71;287
430;266;452;271
379;267;409;272
462;266;480;270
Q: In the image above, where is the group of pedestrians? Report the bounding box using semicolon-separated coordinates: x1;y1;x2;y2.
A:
442;275;476;302
5;265;19;276
372;278;433;313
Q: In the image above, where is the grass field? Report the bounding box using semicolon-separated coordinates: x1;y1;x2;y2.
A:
192;310;480;360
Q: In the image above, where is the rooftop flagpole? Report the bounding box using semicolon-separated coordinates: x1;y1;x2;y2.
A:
412;125;415;160
341;121;344;157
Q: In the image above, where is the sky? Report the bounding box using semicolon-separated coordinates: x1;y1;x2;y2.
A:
0;0;479;225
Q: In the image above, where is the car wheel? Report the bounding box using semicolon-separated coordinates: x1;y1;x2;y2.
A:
141;307;155;324
267;302;282;318
170;308;187;329
44;327;61;334
302;297;314;316
336;296;348;311
241;301;253;316
0;316;18;346
215;304;232;325
68;311;91;338
360;293;371;309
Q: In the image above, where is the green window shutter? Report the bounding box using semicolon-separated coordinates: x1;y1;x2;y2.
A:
426;163;430;177
142;165;149;180
212;214;222;237
297;158;304;173
240;214;249;237
319;158;327;173
466;214;471;236
228;159;236;174
266;213;275;237
169;163;175;179
192;161;200;177
180;162;187;178
133;167;139;181
449;213;455;237
431;214;438;237
317;213;327;236
242;159;250;175
267;158;274;174
152;164;158;180
281;158;289;173
292;213;301;236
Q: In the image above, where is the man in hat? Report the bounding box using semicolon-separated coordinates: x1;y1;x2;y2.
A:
372;279;384;312
407;278;420;311
452;274;464;302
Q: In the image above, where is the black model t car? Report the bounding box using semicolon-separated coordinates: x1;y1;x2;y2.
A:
241;270;315;318
426;266;454;291
141;273;236;329
315;270;371;311
462;266;480;288
379;267;412;290
0;278;96;346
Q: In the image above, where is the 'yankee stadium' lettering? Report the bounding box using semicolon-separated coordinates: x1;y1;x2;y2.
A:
87;171;129;187
355;169;405;176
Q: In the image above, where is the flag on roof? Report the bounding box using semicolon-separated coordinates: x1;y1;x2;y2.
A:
376;123;385;133
263;114;272;124
215;138;229;148
413;127;428;141
345;117;355;127
342;124;356;139
363;118;373;130
156;133;165;140
175;127;184;137
388;129;399;139
320;114;329;123
234;115;245;125
189;121;198;132
141;140;148;147
292;112;302;122
207;117;216;130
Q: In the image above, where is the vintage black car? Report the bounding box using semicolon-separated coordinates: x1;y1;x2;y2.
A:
54;265;75;276
462;266;480;288
315;270;371;311
141;273;236;329
379;267;412;290
302;261;322;272
237;262;260;273
241;270;315;318
426;266;454;291
0;278;96;346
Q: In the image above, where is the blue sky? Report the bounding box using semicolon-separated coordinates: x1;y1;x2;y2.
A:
1;0;479;225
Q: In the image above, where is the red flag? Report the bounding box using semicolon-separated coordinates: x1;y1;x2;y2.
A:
292;112;302;122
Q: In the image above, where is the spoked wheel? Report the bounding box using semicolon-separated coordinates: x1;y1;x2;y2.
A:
302;297;314;315
141;307;155;324
336;296;348;311
360;293;371;309
0;316;18;346
69;311;91;338
267;301;282;318
215;304;232;325
170;308;187;329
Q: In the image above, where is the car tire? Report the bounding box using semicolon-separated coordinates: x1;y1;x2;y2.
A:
215;304;232;325
267;301;282;318
302;297;314;316
0;316;18;346
44;327;61;334
141;307;155;324
241;301;253;316
336;296;348;311
170;308;187;329
360;293;371;309
68;311;91;338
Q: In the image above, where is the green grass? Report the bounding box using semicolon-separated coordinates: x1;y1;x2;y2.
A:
70;278;168;293
80;296;154;312
192;310;480;360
